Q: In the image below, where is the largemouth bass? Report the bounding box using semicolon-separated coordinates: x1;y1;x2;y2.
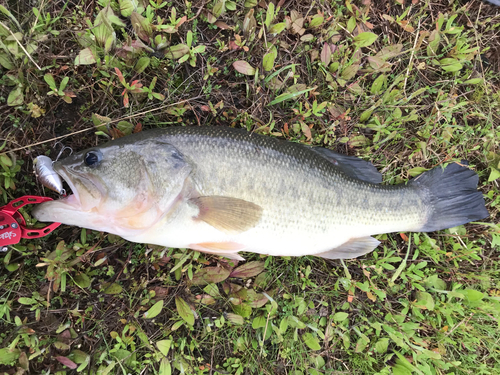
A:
32;126;488;260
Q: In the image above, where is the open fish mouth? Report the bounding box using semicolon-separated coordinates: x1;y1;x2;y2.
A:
48;164;105;212
32;165;105;225
54;168;82;209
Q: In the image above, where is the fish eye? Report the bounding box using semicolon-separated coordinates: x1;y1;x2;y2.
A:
84;150;102;168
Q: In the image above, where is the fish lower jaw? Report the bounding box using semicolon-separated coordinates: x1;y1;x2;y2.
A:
61;194;81;209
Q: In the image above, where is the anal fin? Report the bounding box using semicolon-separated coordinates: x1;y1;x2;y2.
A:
189;241;246;260
314;237;381;260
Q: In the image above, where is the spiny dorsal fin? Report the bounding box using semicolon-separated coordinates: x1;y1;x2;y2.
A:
314;237;381;259
190;196;263;234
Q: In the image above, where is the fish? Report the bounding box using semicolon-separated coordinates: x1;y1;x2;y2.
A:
32;126;489;260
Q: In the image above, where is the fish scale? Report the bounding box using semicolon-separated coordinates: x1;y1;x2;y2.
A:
33;126;488;260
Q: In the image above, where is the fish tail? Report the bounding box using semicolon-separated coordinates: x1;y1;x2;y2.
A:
410;161;489;232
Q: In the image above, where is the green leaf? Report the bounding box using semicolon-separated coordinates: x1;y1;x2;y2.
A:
192;45;206;54
268;22;286;34
164;44;189;59
268;87;315;106
54;341;71;350
178;54;189;64
60;76;69;92
156;339;172;356
0;154;12;167
425;274;446;290
359;108;374;123
252;315;266;329
5;263;19;272
76;355;90;372
408;167;428;177
347;16;356;33
175;296;194;325
117;120;134;135
8;86;23;106
262;52;275;72
102;282;122;295
353;32;378;47
213;0;225;18
0;5;21;30
144;300;163;319
415;291;435;310
265;2;274;28
333;312;348;322
71;349;89;364
463;78;482;85
244;0;257;7
226;313;244;325
371;74;386;95
18;297;35;305
233;60;256;75
392;363;412;375
439;58;462;72
119;0;135;17
74;273;91;288
135;57;150;73
44;74;56;89
74;48;96;65
232;303;252;318
302;332;321;350
374;338;389;354
111;349;135;367
355;336;369;353
427;30;441;57
159;357;171;375
488;168;500;182
0;53;13;69
309;15;324;28
463;289;484;302
340;64;359;80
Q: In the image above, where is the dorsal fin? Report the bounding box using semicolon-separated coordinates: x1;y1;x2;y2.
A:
310;147;382;184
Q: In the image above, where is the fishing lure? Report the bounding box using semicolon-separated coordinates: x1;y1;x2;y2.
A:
34;155;65;195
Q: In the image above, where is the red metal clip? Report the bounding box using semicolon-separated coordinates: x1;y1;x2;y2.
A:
0;196;61;247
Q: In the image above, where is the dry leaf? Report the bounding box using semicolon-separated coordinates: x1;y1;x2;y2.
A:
233;60;256;75
215;21;232;29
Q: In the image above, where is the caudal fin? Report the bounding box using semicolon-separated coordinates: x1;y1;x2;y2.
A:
410;161;489;232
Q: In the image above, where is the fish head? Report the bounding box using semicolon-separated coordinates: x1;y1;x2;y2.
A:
32;137;192;235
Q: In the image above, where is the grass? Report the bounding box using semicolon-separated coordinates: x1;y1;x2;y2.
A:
0;0;500;374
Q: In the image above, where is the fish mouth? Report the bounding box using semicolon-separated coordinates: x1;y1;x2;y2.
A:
52;164;104;212
54;167;81;208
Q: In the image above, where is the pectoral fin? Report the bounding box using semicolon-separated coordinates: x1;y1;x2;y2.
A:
189;242;246;260
314;237;381;260
190;196;263;234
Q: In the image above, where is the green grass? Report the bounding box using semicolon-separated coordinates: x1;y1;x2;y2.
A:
0;0;500;374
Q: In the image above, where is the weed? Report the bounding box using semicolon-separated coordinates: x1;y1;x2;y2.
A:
0;0;499;374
